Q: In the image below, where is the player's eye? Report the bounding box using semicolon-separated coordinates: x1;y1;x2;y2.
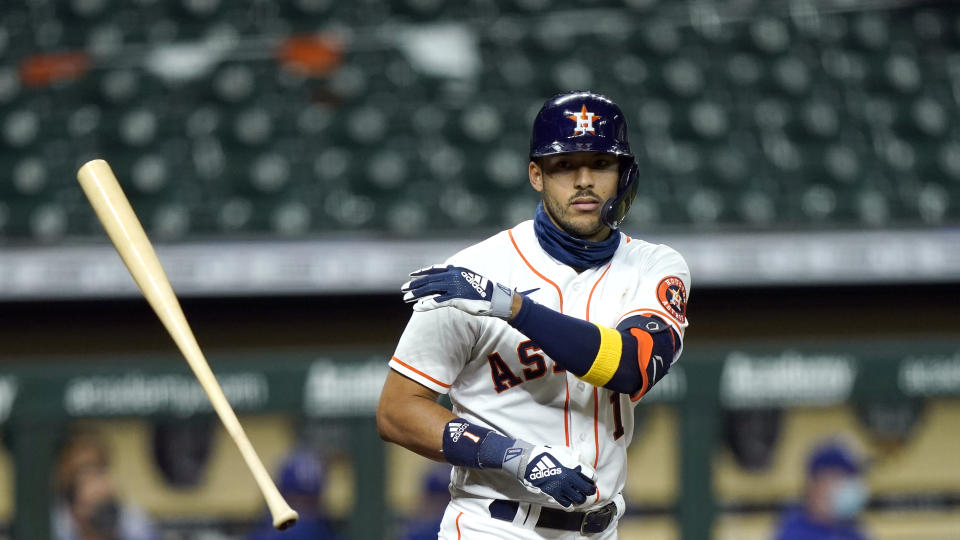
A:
594;159;615;169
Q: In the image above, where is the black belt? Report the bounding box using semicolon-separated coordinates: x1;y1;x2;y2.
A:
488;499;617;534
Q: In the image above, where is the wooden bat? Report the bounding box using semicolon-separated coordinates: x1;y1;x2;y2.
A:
77;159;298;530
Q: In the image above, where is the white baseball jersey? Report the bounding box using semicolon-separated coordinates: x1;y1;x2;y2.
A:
390;219;690;510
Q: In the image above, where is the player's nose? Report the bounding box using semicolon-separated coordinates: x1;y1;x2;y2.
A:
573;166;595;188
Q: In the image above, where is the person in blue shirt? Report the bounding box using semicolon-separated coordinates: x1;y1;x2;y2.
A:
773;439;871;540
398;464;452;540
246;450;345;540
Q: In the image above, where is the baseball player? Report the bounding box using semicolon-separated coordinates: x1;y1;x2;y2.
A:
377;91;690;538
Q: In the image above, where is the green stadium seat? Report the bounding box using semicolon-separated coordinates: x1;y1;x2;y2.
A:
898;95;952;139
820;142;864;185
725;52;765;92
1;108;41;150
854;188;892;227
312;145;355;188
230;106;274;147
609;53;649;97
771;55;813;96
662;56;706;99
737;189;778;226
68;0;113;20
212;196;254;234
212;64;257;104
685;187;725;226
247;152;293;194
685;100;732;140
0;67;21;108
936;140;960;184
821;48;868;87
483;48;536;91
794;99;842;140
484;144;528;191
381;198;429;236
851;11;891;52
267;199;314;236
636;17;683;58
882;51;924;95
705;139;754;188
746;17;792;56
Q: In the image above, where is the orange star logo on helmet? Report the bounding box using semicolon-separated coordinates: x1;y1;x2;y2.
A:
567;104;600;136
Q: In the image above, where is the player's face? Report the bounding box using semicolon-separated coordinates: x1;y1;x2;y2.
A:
529;152;619;241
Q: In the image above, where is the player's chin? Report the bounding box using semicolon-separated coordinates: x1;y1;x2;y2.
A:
561;216;605;238
563;206;599;223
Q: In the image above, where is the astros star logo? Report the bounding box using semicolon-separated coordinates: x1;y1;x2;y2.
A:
567;104;600;136
666;288;684;310
656;276;687;324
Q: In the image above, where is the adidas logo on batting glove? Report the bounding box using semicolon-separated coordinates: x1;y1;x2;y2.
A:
400;265;514;319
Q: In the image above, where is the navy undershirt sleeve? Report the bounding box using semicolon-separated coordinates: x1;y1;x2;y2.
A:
508;299;682;395
509;298;601;377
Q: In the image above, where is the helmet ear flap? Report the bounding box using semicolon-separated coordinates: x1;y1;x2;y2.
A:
600;162;640;229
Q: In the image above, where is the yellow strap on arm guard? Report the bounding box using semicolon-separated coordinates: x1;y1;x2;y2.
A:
580;324;622;387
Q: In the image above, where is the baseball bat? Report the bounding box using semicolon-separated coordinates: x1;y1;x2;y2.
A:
77;159;298;530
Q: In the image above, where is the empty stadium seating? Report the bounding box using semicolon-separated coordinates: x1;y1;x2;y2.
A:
2;2;958;242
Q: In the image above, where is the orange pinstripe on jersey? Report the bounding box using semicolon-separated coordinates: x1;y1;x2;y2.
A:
456;511;462;538
563;380;571;446
508;229;564;313
582;261;612;495
588;386;598;474
585;262;612;321
391;356;452;389
585;263;610;490
510;228;571;446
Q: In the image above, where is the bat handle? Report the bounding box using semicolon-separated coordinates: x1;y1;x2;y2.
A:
228;420;299;529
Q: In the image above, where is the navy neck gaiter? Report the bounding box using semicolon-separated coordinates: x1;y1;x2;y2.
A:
533;203;619;270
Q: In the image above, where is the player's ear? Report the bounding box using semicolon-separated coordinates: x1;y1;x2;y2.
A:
529;161;543;192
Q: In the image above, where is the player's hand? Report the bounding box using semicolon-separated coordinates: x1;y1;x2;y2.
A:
517;445;598;508
401;265;514;319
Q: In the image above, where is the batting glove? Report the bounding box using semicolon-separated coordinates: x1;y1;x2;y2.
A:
502;443;598;509
401;265;514;319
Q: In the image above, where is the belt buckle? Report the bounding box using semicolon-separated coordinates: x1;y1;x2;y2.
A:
580;502;616;535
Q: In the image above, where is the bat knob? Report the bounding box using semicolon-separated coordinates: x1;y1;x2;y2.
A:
273;509;299;530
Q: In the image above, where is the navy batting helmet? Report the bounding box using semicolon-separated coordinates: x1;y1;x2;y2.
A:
530;91;640;229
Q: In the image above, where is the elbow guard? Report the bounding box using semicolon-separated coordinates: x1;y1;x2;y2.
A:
606;315;679;396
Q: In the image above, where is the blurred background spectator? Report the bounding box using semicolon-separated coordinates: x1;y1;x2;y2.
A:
246;449;345;540
53;428;160;540
397;464;451;540
773;439;871;540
